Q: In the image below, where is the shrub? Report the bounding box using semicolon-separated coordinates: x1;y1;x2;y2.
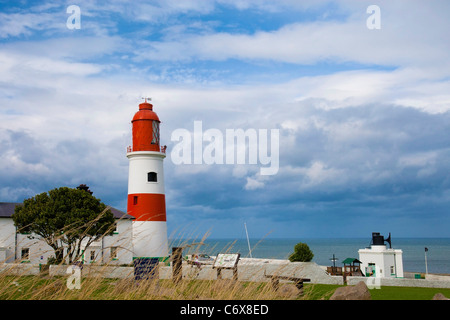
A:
289;242;314;262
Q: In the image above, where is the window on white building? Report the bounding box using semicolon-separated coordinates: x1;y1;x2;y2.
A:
21;248;29;260
111;247;118;260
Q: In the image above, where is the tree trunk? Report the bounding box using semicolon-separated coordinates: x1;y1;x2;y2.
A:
54;246;64;264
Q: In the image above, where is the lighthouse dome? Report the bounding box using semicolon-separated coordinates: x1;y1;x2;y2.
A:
132;101;160;122
130;100;162;152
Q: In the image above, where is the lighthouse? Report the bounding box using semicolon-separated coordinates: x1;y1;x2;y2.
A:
127;99;168;260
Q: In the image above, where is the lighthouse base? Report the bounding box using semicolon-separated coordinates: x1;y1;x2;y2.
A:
132;221;168;259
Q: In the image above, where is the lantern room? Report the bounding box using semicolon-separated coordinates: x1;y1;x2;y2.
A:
130;99;161;152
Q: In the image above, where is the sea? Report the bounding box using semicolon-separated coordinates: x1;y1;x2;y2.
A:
171;238;450;275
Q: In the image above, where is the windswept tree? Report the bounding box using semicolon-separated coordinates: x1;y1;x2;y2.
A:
13;186;115;264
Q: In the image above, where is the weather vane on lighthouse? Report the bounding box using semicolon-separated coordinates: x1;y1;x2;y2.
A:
142;97;152;103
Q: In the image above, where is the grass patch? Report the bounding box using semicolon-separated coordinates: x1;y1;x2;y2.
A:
0;275;292;300
368;286;450;300
1;274;449;300
302;283;342;300
304;283;450;300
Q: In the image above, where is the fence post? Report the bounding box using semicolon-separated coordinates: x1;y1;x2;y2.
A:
172;247;183;284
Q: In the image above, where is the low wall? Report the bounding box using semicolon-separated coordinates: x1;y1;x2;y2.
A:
162;261;344;285
49;265;134;279
347;276;450;289
0;263;41;276
425;274;450;282
2;261;341;285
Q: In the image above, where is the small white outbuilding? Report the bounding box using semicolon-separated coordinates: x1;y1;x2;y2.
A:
358;232;404;278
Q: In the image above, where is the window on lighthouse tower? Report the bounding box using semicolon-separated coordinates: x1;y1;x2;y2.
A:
148;171;157;182
152;121;160;145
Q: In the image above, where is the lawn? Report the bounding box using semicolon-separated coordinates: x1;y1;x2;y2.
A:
303;283;450;300
0;275;449;300
368;285;450;300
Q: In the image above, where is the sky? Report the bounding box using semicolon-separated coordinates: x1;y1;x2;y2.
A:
1;0;450;240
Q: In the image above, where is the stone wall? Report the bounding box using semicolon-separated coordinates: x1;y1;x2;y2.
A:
0;263;40;275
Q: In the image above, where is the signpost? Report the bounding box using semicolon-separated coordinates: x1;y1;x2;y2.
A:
213;253;240;281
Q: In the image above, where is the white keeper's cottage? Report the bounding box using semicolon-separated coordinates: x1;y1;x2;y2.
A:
0;202;134;265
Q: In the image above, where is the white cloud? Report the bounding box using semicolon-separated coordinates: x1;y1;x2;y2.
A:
244;177;265;190
0;12;59;38
398;152;437;168
134;7;450;71
300;161;345;189
0;149;51;176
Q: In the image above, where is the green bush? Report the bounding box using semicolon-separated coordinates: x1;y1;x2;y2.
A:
289;242;314;262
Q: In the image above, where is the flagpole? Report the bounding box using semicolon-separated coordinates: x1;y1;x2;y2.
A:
244;223;252;258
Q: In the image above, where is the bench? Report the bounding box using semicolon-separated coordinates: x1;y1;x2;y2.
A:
264;273;311;290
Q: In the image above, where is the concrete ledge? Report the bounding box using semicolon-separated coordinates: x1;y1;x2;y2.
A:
425;274;450;281
0;263;40;276
1;262;343;285
164;261;344;285
347;276;450;289
49;265;134;278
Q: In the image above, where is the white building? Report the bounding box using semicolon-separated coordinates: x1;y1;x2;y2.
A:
0;202;134;265
358;232;404;278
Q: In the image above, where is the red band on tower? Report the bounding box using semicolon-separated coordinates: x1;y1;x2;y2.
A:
127;193;166;222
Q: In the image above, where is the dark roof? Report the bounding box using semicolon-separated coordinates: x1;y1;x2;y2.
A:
0;202;20;218
109;206;134;220
0;202;134;219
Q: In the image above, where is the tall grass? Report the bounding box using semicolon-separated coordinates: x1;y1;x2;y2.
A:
0;267;314;300
0;215;318;300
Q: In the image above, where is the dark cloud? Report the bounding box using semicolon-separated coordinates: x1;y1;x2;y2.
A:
1;0;450;238
162;102;450;237
0;129;128;207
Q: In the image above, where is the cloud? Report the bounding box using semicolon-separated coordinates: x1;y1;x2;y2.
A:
244;177;265;190
1;0;450;237
133;3;450;72
162;95;450;224
0;12;59;38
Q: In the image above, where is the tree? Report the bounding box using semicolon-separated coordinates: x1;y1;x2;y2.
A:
13;186;115;264
289;242;314;262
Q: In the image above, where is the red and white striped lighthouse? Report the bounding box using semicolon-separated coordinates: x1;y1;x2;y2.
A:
127;99;168;260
